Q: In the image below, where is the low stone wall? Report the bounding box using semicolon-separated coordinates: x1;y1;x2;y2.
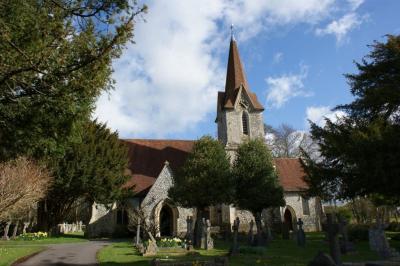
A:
150;257;229;266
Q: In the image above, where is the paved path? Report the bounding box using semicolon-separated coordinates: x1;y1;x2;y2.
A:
15;240;110;266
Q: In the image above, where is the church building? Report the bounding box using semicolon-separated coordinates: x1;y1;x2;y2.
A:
87;37;323;238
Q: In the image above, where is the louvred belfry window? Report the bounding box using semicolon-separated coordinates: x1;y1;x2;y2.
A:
242;112;249;135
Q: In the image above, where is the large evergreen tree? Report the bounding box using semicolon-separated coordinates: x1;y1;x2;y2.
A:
233;139;285;245
169;135;233;211
0;0;146;161
303;35;400;203
168;136;233;247
38;120;130;230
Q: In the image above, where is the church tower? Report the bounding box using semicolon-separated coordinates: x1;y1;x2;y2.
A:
216;37;265;159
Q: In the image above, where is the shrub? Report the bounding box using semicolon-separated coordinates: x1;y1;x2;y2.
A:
17;231;48;241
348;224;370;241
157;237;183;248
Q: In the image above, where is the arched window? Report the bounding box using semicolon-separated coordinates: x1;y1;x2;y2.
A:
242;112;249;135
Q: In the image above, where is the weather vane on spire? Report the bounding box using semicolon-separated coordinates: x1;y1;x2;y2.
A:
230;24;235;41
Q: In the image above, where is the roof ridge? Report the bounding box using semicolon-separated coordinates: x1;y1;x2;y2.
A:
122;138;195;142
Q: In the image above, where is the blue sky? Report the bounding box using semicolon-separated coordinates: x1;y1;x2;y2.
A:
94;0;400;140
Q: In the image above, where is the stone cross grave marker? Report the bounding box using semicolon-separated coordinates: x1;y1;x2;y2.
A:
2;221;11;240
205;219;214;250
325;213;341;266
230;217;240;255
296;218;306;247
248;220;254;245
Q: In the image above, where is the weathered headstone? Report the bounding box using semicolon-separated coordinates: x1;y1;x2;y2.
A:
230;217;240;255
296;218;306;247
338;216;355;254
78;221;83;231
144;232;158;256
205;219;214;250
308;251;337;266
185;216;193;250
12;220;19;239
325;213;341;266
369;220;400;259
2;221;11;240
248;220;254;245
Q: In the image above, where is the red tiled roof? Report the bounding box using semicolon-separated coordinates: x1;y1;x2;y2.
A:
123;138;308;195
221;39;264;111
122;139;194;195
274;158;308;192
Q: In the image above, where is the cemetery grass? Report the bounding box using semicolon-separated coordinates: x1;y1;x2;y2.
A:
0;233;87;266
98;232;380;266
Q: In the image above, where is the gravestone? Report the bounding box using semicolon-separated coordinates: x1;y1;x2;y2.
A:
144;232;158;256
338;216;355;254
308;251;337;266
205;219;214;250
2;221;11;240
369;221;400;259
325;213;341;266
248;220;254;245
12;221;19;239
22;222;30;234
186;216;193;250
282;222;290;240
230;217;240;255
296;218;306;247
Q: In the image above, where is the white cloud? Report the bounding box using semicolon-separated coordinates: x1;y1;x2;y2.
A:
94;0;355;138
265;65;312;109
315;12;366;43
305;106;346;127
347;0;364;10
273;52;283;64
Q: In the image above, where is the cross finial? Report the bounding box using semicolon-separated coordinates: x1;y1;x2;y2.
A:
230;24;235;41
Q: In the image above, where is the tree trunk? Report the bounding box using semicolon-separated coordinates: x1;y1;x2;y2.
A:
194;207;207;248
255;212;264;246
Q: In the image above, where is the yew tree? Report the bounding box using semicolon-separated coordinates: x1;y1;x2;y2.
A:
233;139;285;245
303;35;400;203
0;0;146;161
38;120;130;230
168;136;233;214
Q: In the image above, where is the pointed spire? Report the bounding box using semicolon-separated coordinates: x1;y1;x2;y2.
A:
221;34;264;111
224;36;249;95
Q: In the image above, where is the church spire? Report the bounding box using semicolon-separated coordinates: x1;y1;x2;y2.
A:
224;36;249;95
221;34;263;110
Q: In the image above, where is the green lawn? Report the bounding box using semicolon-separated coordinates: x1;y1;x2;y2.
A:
98;233;387;266
0;233;87;266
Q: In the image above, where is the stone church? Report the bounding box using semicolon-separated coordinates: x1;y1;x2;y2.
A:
87;37;323;238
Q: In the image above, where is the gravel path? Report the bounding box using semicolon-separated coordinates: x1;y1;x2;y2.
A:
15;240;110;266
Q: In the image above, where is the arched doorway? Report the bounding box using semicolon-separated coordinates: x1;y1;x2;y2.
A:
159;205;173;237
284;208;294;231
